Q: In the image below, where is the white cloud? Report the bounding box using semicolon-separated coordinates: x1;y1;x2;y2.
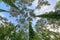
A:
0;13;5;17
34;0;57;15
34;5;53;15
57;0;60;1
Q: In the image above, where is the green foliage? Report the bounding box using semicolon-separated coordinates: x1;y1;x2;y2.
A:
0;0;2;2
55;0;60;10
29;22;41;40
0;22;28;40
36;0;50;9
36;10;60;20
0;0;60;40
19;0;34;6
0;9;8;12
2;0;20;10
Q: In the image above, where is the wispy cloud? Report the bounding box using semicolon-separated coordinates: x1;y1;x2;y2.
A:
34;0;57;15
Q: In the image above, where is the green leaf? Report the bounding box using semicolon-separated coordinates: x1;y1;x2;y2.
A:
0;9;8;12
11;0;16;3
0;0;2;2
2;0;20;10
36;10;60;20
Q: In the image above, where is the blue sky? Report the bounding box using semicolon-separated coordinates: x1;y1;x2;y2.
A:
0;2;18;25
0;0;57;25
